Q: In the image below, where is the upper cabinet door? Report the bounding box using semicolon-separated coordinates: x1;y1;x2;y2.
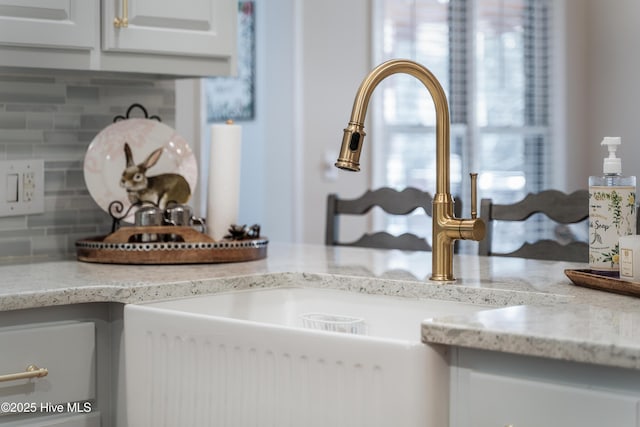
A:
0;0;97;49
102;0;236;58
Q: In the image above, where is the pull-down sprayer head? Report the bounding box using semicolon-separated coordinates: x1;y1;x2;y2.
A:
335;123;366;172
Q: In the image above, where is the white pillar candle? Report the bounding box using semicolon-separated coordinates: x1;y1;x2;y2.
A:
619;235;640;282
206;120;242;240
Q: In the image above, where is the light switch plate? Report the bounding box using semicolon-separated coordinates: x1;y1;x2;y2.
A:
0;159;44;217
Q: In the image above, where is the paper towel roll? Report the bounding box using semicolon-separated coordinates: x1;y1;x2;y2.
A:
207;121;242;240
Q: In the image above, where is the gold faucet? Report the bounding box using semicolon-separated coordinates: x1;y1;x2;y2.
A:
335;59;485;282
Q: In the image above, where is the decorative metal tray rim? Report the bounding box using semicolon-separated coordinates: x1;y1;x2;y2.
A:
76;238;268;252
75;225;268;265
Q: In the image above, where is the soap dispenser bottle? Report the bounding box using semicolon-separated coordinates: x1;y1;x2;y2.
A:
589;137;637;272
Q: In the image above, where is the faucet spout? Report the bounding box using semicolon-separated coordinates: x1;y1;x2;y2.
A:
335;59;485;282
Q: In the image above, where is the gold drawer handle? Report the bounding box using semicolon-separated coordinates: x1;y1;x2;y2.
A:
0;365;48;383
114;0;129;28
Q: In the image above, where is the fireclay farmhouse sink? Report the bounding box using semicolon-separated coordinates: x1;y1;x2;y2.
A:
124;285;492;427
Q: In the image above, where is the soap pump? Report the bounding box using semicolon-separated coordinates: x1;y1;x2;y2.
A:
602;136;622;177
588;137;637;272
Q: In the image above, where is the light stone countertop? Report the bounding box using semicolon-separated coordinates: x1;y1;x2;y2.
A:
1;242;639;370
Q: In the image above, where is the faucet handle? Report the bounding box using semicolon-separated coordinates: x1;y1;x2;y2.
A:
455;172;486;243
470;173;478;219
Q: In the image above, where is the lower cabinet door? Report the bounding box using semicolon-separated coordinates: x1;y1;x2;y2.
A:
1;412;100;426
466;371;640;427
0;322;96;410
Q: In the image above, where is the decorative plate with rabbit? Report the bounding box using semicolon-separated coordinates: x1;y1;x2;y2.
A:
84;118;198;222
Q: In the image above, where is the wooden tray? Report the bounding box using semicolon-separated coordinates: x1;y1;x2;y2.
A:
565;269;640;298
76;226;267;265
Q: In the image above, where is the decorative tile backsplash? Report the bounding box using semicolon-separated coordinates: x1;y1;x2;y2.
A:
0;71;175;261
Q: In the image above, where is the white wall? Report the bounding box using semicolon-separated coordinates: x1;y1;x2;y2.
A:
241;0;295;242
179;0;300;243
585;0;640;185
248;0;373;244
561;0;640;190
298;0;372;244
555;0;588;191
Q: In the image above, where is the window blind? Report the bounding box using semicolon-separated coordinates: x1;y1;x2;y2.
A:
373;0;560;252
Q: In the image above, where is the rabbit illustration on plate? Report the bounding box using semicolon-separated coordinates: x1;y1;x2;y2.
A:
120;142;191;209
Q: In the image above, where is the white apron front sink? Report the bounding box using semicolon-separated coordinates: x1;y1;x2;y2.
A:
124;286;491;427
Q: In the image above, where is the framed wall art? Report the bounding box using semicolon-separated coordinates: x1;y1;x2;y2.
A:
205;1;255;122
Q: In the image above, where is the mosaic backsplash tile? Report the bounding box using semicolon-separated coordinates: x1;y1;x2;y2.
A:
0;71;175;261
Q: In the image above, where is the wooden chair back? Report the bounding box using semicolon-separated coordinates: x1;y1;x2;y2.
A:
478;189;589;262
325;187;462;252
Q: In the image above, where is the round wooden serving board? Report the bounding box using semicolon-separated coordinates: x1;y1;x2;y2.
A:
76;226;268;265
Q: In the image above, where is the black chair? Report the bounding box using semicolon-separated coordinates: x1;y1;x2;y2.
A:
325;187;462;252
478;189;589;262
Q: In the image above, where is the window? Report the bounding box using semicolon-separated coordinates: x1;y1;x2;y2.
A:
372;0;566;253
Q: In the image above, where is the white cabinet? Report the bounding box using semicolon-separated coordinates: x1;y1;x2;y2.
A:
102;0;234;58
0;0;236;77
0;322;96;424
450;348;640;427
464;371;639;427
0;304;122;427
0;0;96;50
2;413;100;427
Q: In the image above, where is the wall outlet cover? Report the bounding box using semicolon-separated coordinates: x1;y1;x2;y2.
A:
0;159;45;217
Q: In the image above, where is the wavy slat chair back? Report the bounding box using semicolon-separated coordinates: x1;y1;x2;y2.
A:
325;187;462;252
478;190;589;262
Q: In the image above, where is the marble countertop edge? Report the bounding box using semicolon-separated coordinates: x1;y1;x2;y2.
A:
0;270;572;312
421;321;640;370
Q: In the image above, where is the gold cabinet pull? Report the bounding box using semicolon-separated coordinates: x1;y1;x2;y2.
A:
0;364;48;383
114;0;129;28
